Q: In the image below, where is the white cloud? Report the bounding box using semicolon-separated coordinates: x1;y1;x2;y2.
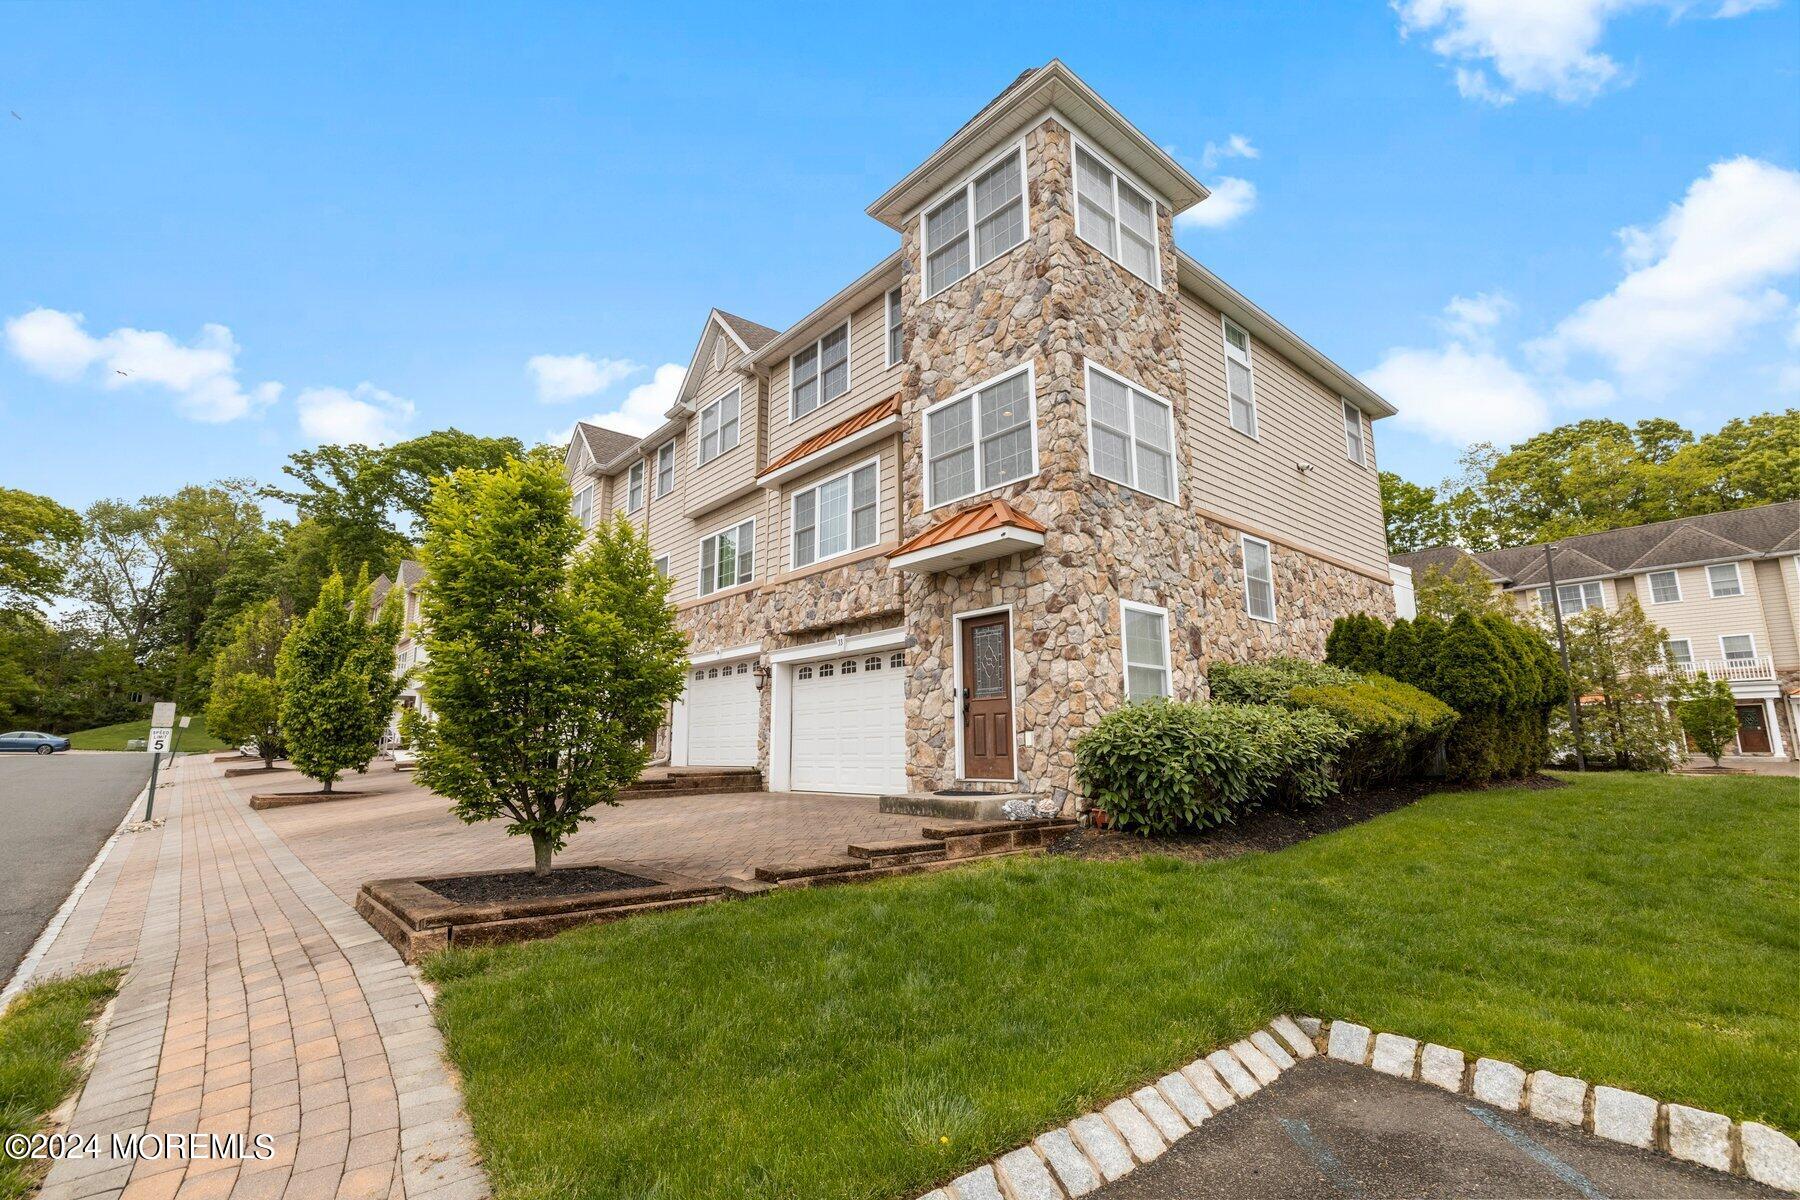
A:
1367;341;1552;445
1440;291;1516;341
525;352;640;403
296;382;414;445
552;362;687;443
3;307;280;422
1177;177;1258;229
1395;0;1772;104
1201;134;1259;170
1533;156;1800;386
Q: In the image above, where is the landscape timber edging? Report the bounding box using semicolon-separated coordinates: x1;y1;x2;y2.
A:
912;1014;1800;1199
248;789;373;810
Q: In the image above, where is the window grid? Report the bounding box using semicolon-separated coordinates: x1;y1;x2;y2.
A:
790;322;851;420
792;459;880;569
1085;363;1176;501
1647;570;1681;604
698;389;741;466
922;146;1027;297
698;519;755;597
1121;601;1172;702
1222;317;1257;437
1537;582;1604;617
1721;634;1756;662
1707;563;1743;597
626;462;644;513
1242;536;1276;622
1342;400;1365;465
924;365;1036;509
1074;141;1159;286
1663;638;1692;667
655;441;676;499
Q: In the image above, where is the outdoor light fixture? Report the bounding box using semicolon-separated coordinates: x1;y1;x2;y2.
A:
752;662;771;691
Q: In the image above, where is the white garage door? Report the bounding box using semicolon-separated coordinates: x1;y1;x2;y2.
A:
790;650;907;795
685;660;759;767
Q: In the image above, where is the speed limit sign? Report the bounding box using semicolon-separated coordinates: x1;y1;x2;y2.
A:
148;727;172;754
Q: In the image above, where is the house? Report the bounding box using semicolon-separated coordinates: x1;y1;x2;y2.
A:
371;558;429;728
566;61;1398;810
1394;500;1800;762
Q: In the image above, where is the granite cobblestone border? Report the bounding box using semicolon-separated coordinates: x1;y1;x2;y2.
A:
912;1014;1800;1199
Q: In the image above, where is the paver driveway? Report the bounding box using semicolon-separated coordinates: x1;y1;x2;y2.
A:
240;764;980;902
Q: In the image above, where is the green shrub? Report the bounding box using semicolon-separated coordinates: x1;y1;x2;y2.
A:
1324;613;1388;674
1205;657;1360;706
1073;701;1351;835
1287;673;1458;790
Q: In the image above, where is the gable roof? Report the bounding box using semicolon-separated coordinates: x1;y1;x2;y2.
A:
716;310;780;353
573;421;639;467
675;308;777;411
1390;545;1496;579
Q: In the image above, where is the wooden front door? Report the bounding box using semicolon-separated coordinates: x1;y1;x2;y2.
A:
1735;704;1772;754
960;613;1015;780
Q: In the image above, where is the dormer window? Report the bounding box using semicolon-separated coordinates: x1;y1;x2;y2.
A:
921;145;1027;297
698;389;740;465
791;322;850;420
1074;141;1159;287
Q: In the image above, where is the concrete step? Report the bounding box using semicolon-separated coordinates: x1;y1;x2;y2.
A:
752;857;872;883
879;791;1039;821
845;839;949;867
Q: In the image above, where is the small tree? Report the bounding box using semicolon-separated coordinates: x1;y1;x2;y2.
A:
1324;613;1387;674
1554;596;1682;771
410;457;687;875
1415;557;1509;621
1676;677;1738;767
206;598;288;767
276;569;404;793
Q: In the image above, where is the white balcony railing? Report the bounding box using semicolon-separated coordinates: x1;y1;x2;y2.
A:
1659;657;1776;683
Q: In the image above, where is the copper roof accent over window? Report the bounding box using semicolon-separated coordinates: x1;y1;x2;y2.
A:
758;393;901;479
890;498;1048;559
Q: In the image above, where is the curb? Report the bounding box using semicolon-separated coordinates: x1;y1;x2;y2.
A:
912;1014;1800;1198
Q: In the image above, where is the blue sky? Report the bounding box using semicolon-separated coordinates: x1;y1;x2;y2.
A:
3;1;1797;512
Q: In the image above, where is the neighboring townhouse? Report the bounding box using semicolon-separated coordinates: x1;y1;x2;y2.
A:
1395;500;1800;762
371;558;429;725
566;61;1398;811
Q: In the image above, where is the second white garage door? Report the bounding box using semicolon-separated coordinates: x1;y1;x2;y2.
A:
684;660;759;767
790;651;907;795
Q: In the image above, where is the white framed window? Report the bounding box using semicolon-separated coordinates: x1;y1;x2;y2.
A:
1120;600;1172;702
1663;638;1692;667
698;389;740;466
1647;570;1681;604
790;322;850;420
1342;400;1365;466
1084;363;1176;501
921;144;1028;297
886;287;903;367
1242;535;1276;623
654;441;676;499
653;555;670;580
698;518;755;596
1221;317;1257;437
791;458;879;569
1720;633;1757;662
923;363;1037;509
1074;139;1159;287
571;484;594;529
1707;563;1743;597
626;461;645;513
1537;582;1604;617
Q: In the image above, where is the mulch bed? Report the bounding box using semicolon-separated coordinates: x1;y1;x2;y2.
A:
1050;774;1566;865
423;865;660;905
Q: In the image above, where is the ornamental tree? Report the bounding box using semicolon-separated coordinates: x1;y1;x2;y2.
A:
1553;596;1682;771
276;569;404;793
409;456;687;876
1677;677;1738;767
206;598;288;767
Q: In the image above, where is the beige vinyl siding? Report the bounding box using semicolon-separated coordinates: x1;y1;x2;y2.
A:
767;290;904;464
1175;288;1388;574
1634;563;1772;663
1752;558;1799;668
645;431;690;590
1507;576;1619;618
686;365;760;519
767;435;903;575
687;491;769;602
608;460;648;532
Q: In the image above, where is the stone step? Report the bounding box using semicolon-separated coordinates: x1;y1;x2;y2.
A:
620;770;763;798
920;817;1076;839
880;791;1039;821
935;819;1079;860
846;838;945;860
752;857;872;883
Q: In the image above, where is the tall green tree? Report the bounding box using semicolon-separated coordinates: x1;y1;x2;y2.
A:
206;599;289;767
0;487;81;613
1379;471;1454;555
409;458;687;876
1553;596;1683;771
1413;557;1507;622
276;570;404;793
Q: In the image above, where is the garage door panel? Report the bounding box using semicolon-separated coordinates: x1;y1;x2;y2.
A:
790;652;905;795
685;661;759;767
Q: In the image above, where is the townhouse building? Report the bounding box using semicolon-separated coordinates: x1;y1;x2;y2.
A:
1395;500;1800;762
565;61;1399;810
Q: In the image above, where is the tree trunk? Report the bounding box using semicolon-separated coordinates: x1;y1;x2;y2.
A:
321;774;334;794
531;831;554;877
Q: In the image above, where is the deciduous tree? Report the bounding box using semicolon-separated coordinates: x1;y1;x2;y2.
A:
1676;677;1738;768
276;570;404;793
206;599;288;767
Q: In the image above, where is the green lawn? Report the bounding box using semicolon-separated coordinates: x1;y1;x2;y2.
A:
66;714;229;753
423;772;1799;1200
0;972;121;1200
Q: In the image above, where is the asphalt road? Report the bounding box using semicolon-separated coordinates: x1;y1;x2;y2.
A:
0;750;151;983
1096;1058;1778;1199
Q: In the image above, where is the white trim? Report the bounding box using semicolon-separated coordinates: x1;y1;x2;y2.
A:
788;455;882;571
1719;632;1758;662
695;387;742;468
888;525;1047;573
1663;637;1693;667
767;626;909;793
788;319;853;422
653;554;670;580
1342;399;1366;466
757;414;900;488
1765;696;1788;758
690;642;764;667
951;603;1020;783
1707;562;1744;598
770;627;907;666
921;360;1040;512
1242;533;1277;623
919;139;1032;300
1071;133;1162;289
1083;361;1179;504
1120;599;1173;702
1221;315;1258;439
1646;569;1682;604
885;285;903;368
697;515;756;597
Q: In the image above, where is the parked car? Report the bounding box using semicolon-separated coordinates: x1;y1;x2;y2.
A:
0;730;71;754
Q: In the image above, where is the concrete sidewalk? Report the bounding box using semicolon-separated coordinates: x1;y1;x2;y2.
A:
29;755;488;1200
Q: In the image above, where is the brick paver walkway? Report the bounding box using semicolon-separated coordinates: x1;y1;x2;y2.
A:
32;757;487;1200
251;764;978;902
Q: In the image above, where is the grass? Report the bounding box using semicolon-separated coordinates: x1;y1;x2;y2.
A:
423;772;1799;1200
66;714;229;753
0;972;121;1200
